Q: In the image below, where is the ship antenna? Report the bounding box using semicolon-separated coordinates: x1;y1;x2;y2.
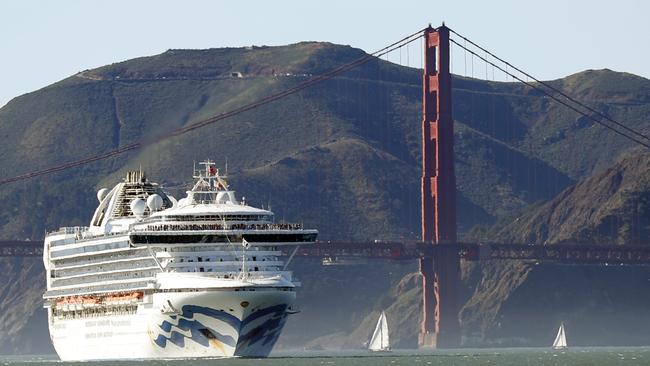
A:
240;238;250;281
225;157;228;176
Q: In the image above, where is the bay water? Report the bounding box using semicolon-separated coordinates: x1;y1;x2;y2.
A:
2;347;648;365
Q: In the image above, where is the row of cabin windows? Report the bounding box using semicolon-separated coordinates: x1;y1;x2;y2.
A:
162;248;280;256
177;266;279;272
161;247;280;254
130;233;316;244
176;256;273;263
191;266;268;273
52;305;139;318
146;214;272;222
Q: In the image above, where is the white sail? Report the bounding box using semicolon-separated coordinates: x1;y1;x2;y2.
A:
552;323;567;349
369;311;390;351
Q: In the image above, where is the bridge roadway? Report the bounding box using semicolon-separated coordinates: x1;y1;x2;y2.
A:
3;240;650;265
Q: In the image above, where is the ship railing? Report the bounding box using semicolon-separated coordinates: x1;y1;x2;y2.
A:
131;223;304;232
54;258;158;278
143;214;272;222
166;260;284;269
244;271;292;281
49;230;127;247
52;271;159;288
79;231;125;240
161;270;292;281
44;281;154;299
50;240;130;259
158;246;281;255
48;226;89;237
53;250;150;269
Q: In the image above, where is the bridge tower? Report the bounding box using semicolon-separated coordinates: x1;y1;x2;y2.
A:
419;24;461;348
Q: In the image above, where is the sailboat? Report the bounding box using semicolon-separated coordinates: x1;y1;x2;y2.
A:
368;310;390;352
552;322;568;349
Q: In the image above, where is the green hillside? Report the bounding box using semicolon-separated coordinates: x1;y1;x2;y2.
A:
0;42;584;240
2;42;650;352
476;151;650;244
459;150;650;345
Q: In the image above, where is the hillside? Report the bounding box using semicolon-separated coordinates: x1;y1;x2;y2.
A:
1;42;650;353
458;150;650;345
0;44;599;241
477;151;650;244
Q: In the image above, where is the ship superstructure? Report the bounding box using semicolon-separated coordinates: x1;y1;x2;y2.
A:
43;161;317;360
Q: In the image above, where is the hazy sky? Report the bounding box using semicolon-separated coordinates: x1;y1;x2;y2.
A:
1;0;649;107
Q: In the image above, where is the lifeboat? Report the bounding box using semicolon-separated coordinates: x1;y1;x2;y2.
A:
103;291;144;305
82;296;100;306
55;296;101;311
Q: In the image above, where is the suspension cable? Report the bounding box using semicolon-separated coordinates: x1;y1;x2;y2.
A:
0;29;425;186
449;28;650;144
449;38;650;149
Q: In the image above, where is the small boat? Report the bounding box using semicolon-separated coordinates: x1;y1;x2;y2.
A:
368;310;390;352
552;322;568;349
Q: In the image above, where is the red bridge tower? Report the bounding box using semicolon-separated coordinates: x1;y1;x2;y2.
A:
419;24;461;348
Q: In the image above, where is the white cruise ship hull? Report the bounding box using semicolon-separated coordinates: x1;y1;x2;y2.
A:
49;289;294;360
44;166;317;360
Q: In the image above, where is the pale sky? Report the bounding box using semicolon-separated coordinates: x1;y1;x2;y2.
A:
1;0;649;107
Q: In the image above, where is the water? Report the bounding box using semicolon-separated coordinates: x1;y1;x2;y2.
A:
2;348;649;365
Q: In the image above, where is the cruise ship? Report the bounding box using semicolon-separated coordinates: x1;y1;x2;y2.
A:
42;161;317;360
